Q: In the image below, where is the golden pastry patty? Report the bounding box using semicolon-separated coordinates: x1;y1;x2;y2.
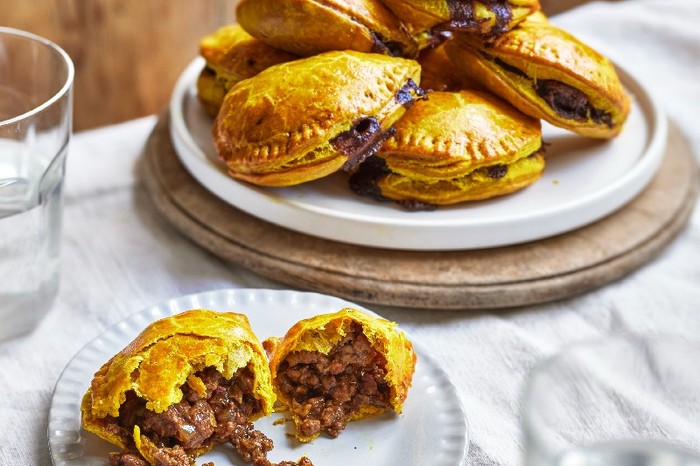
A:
446;12;631;138
213;50;425;187
350;90;545;208
264;308;416;442
236;0;418;58
196;23;297;115
80;309;291;466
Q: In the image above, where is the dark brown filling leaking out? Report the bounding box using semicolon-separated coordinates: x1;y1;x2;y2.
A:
395;78;427;109
535;79;613;127
276;323;392;440
331;117;396;172
442;0;513;37
486;164;508;179
348;155;437;211
491;58;613;127
396;198;438;211
348;155;391;202
105;366;313;466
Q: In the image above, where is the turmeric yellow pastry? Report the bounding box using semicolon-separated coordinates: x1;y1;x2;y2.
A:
416;40;482;92
350;90;545;208
196;24;297;116
213;50;426;187
377;0;540;37
446;12;631;138
236;0;418;58
80;309;305;466
265;308;416;442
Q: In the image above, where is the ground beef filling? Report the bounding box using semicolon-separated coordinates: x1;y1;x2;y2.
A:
104;366;312;466
276;323;391;439
348;155;436;211
348;155;392;202
331;78;426;173
535;79;613;127
489;56;614;127
486;164;508;179
330;80;425;173
444;0;513;37
330;117;397;173
394;78;427;109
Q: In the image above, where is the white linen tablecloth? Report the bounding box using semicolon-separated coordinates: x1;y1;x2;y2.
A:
1;1;699;465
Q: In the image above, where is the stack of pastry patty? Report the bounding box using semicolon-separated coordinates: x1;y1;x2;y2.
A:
198;0;630;209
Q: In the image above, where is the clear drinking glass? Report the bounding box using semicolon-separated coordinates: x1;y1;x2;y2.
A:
522;335;700;466
0;27;73;341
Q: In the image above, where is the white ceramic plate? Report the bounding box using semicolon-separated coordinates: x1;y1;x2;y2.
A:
48;289;469;466
169;57;666;251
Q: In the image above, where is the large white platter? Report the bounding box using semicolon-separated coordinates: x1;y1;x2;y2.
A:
48;289;469;466
169;57;666;251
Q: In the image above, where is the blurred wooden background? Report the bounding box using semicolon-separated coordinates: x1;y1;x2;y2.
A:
1;0;584;131
1;0;237;130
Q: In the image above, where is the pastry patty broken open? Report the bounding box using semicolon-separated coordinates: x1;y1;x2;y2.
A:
80;309;310;466
264;308;416;442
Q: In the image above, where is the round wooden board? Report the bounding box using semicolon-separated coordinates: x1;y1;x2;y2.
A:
139;113;699;310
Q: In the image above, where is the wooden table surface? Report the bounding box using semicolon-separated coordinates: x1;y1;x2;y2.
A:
0;0;586;130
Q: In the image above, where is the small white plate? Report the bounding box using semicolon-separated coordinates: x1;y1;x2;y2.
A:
169;57;666;251
48;289;469;466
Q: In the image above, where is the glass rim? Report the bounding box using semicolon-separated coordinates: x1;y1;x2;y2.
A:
0;26;75;127
520;333;700;456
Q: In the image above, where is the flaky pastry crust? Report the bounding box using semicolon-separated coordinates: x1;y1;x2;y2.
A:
196;24;297;115
213;50;424;187
80;309;275;462
265;308;416;442
237;0;418;58
351;90;544;206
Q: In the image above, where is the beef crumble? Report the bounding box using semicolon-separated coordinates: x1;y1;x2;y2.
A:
276;323;391;439
103;366;313;466
109;450;149;466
